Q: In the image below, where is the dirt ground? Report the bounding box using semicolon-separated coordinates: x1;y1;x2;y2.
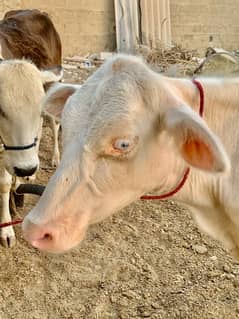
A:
0;62;239;319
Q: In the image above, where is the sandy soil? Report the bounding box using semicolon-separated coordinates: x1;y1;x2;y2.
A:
0;64;239;319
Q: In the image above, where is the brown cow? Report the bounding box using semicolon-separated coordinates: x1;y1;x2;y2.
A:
0;9;62;71
0;9;62;166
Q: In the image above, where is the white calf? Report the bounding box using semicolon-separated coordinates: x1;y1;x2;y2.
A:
23;55;239;258
0;59;60;247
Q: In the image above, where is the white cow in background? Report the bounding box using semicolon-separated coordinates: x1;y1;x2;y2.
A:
23;54;239;258
0;9;64;167
0;59;60;247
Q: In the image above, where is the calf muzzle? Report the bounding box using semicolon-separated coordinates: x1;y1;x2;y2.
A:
14;165;38;177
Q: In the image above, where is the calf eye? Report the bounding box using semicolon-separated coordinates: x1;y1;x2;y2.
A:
114;139;130;151
114;139;131;151
107;136;138;158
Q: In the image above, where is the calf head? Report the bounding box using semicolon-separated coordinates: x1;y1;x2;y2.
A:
0;59;61;176
23;54;230;253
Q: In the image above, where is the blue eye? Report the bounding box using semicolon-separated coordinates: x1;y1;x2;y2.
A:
114;139;131;151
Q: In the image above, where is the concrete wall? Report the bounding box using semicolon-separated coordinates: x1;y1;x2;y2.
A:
140;0;171;50
170;0;239;53
0;0;116;57
1;0;239;56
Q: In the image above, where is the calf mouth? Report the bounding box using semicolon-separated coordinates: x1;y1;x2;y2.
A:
14;166;38;177
22;217;88;253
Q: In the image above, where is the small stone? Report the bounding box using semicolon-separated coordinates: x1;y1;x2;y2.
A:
143;292;151;298
223;264;231;273
138;307;152;318
208;271;221;278
225;273;235;279
192;244;208;254
122;290;138;299
182;242;190;249
210;255;218;261
141;311;152;318
233;279;239;288
110;295;117;303
151;302;160;309
167;234;173;242
117;297;130;307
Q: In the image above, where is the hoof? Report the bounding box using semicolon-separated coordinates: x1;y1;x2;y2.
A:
0;226;16;248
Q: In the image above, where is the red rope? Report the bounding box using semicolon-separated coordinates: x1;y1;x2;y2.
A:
140;167;190;200
140;78;204;201
192;78;204;117
0;219;22;228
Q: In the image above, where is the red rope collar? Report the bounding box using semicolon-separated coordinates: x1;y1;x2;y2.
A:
140;78;204;200
0;79;204;228
0;219;22;228
192;78;204;117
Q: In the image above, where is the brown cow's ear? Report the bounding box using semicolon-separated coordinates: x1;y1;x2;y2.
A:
43;83;81;120
163;105;230;173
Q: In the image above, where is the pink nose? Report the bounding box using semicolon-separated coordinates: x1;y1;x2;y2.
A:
22;218;59;252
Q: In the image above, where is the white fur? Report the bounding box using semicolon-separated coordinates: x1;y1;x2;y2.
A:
23;54;239;256
0;59;46;247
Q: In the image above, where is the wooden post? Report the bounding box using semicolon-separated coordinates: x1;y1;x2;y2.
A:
139;0;172;50
114;0;140;53
160;0;172;48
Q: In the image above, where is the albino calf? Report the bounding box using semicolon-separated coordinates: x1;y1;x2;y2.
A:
0;59;60;247
23;54;239;258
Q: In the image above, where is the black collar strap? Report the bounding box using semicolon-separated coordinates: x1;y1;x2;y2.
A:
2;137;38;151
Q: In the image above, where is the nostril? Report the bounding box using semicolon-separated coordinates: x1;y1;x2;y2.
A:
22;217;62;252
32;232;53;244
42;233;52;241
29;231;55;250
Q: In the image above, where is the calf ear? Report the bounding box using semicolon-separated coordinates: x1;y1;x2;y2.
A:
43;83;80;120
164;105;230;173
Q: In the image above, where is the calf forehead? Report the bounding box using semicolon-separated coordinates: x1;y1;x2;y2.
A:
92;71;144;115
64;55;157;147
0;60;43;94
86;95;142;148
0;61;44;119
0;59;40;76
